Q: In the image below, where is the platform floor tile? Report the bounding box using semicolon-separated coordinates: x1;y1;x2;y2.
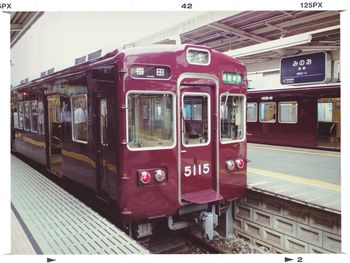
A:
11;155;149;254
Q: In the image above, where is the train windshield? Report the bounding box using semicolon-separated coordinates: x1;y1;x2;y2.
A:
220;94;245;142
127;93;174;149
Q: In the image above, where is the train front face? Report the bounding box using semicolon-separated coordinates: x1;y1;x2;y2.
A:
116;45;247;222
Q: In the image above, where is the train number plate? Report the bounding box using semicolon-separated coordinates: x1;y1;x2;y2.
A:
184;164;210;177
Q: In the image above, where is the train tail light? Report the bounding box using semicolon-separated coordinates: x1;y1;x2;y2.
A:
226;160;235;171
139;171;151;185
154;169;166;183
235;159;245;169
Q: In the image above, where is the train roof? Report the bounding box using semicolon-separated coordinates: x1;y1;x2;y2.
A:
12;44;244;92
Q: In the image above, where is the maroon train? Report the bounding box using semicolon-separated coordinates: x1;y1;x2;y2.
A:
11;45;247;239
246;85;340;151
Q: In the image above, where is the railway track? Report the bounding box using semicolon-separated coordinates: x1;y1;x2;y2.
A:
147;222;266;254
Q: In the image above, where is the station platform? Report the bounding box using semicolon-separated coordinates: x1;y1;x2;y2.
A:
11;155;149;254
247;143;341;213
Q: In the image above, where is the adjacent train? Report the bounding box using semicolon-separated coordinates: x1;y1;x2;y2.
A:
11;45;247;239
246;84;340;150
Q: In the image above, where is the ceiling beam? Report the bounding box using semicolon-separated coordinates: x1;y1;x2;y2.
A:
207;22;269;43
11;23;23;31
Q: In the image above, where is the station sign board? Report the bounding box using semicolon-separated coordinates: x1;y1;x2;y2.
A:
280;52;331;85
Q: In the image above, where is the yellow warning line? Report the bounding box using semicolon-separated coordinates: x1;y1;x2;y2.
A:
249;144;340;158
248;167;340;192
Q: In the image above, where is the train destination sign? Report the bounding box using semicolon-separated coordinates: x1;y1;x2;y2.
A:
130;65;171;79
222;72;243;84
280;52;331;85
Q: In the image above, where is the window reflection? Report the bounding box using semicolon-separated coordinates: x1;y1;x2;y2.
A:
128;93;174;149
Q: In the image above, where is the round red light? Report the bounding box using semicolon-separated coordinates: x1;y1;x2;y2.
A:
139;171;151;184
235;159;245;169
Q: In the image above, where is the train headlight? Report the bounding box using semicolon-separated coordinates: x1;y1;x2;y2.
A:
139;171;151;185
154;169;166;183
226;160;235;171
235;159;245;169
186;48;210;65
187;50;195;63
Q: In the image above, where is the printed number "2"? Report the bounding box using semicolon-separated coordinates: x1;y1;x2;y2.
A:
184;164;210;177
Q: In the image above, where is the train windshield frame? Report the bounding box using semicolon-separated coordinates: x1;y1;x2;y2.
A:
220;93;246;144
126;90;176;151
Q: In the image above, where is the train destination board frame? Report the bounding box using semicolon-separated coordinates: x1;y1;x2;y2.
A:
280;52;332;85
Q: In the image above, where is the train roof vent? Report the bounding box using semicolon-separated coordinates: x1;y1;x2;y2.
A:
40;71;47;78
47;68;55;75
87;49;102;61
75;55;87;65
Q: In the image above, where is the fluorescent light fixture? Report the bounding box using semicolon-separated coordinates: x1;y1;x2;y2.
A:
226;33;312;58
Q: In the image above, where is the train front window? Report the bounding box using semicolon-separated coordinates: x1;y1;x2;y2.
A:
259;102;276;123
128;93;174;149
182;94;209;146
220;94;245;142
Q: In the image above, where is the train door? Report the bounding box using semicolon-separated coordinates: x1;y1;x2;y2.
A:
46;94;63;177
180;86;221;204
95;95;110;199
317;98;340;150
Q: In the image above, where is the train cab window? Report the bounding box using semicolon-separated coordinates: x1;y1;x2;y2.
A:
259;102;276;123
247;102;257;122
30;100;38;132
182;94;209;146
71;94;88;143
127;93;174;149
18;102;24;129
220;94;245;142
24;101;31;131
278;101;297;124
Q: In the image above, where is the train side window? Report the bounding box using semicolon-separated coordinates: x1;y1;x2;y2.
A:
220;94;245;142
30;100;38;132
13;103;19;129
71;94;88;143
24;101;31;131
38;101;45;135
127;93;175;149
247;102;257;122
100;98;108;146
259;102;276;123
18;102;24;129
278;101;298;124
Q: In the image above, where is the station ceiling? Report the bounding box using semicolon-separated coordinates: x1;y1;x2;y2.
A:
10;11;340;64
10;11;44;48
153;11;340;64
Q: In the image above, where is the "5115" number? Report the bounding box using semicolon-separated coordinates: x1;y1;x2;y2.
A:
184;163;210;177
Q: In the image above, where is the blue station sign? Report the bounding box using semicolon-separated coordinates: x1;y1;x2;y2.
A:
280;52;331;85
